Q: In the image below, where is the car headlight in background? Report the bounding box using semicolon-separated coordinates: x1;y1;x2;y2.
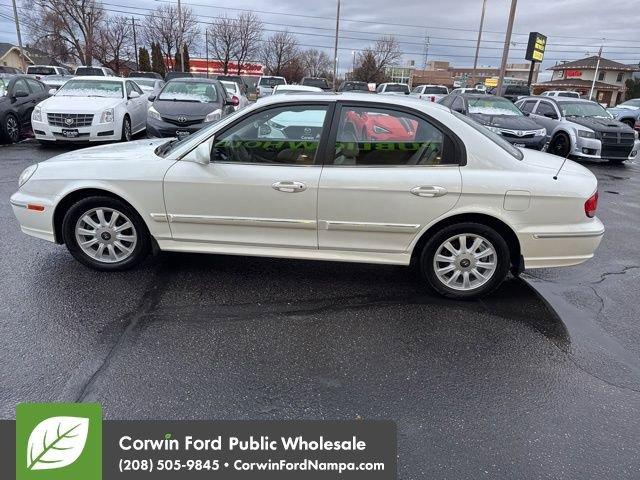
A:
18;164;38;188
578;130;596;139
534;128;546;136
32;106;42;123
486;126;502;134
99;108;114;123
372;124;391;135
204;109;222;123
148;105;161;121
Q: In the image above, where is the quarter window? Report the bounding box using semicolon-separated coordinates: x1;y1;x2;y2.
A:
333;106;449;166
212;105;328;165
519;100;537;114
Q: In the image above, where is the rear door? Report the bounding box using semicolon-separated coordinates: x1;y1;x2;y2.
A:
317;102;463;256
530;100;560;137
10;79;33;126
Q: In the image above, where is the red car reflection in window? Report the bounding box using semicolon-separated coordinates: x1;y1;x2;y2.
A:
344;110;418;141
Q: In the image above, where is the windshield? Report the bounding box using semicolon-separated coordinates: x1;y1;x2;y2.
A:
302;78;329;88
27;66;56;75
386;84;409;93
56;79;123;97
468;97;522;116
131;79;156;88
159;82;218;102
560;102;609;118
452;111;523;160
220;81;238;93
505;85;530;95
75;67;104;76
259;77;286;87
423;86;448;94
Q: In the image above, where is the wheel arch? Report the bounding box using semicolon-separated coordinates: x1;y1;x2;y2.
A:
410;212;522;272
52;187;148;245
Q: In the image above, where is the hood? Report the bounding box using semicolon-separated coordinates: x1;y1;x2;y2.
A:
44;139;167;164
470;113;541;130
520;148;593;177
609;105;639;113
40;95;121;112
153;99;223;120
566;116;632;133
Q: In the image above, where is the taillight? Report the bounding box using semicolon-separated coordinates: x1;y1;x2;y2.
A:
429;96;435;102
584;191;598;218
256;87;260;95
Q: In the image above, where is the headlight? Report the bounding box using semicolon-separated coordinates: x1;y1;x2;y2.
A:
534;128;546;136
148;105;161;121
204;109;222;123
487;126;502;134
32;106;42;123
99;108;114;123
18;164;38;188
578;130;596;139
634;130;639;140
372;124;391;134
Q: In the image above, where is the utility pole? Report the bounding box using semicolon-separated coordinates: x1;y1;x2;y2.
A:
132;17;139;71
177;0;185;72
205;29;209;78
496;0;517;96
11;0;26;72
589;42;604;101
332;0;341;91
422;32;430;70
471;0;487;86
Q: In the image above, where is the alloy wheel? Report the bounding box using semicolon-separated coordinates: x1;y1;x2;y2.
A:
124;119;132;141
6;116;19;143
433;234;498;291
74;207;137;263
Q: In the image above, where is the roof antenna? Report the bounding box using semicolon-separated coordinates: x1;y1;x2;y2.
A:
553;152;570;180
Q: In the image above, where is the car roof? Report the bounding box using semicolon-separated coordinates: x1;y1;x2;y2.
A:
256;92;450;111
66;75;123;81
166;77;219;83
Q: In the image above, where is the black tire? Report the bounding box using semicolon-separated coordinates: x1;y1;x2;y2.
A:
1;113;20;144
620;119;635;129
62;196;150;271
419;223;510;299
548;132;571;158
121;115;132;142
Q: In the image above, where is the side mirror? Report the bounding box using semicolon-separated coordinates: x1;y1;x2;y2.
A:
184;138;213;165
48;88;57;95
225;95;240;107
148;94;156;102
128;91;140;99
13;90;28;98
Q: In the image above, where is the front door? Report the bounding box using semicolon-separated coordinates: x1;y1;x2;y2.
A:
163;103;332;249
318;103;462;255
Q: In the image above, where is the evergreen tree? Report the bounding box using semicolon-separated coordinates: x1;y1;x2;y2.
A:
182;44;190;73
174;49;182;72
138;47;151;72
151;43;166;77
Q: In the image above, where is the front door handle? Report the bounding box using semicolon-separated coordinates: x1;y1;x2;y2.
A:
410;186;448;197
272;181;307;193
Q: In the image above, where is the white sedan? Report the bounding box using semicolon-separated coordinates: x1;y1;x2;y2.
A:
219;80;250;110
11;94;604;299
31;76;148;143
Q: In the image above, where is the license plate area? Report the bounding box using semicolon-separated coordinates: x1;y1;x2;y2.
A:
62;129;79;138
176;130;190;140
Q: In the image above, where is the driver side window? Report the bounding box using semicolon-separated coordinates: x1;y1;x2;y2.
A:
212;105;328;165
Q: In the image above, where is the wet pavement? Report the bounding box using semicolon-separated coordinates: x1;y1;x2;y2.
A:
0;141;638;479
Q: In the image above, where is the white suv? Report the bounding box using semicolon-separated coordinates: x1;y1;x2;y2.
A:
74;66;116;77
541;90;581;98
376;83;410;95
257;76;287;98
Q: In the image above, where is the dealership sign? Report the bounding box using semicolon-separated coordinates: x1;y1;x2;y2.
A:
525;32;547;63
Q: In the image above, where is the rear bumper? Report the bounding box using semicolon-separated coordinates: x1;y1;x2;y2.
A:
518;218;605;268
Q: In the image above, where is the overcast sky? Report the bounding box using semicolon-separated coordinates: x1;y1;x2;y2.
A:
1;0;638;76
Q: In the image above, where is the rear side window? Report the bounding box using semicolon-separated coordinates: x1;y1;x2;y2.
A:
26;79;44;92
535;102;557;118
333;106;451;166
519;100;537;114
27;66;56;75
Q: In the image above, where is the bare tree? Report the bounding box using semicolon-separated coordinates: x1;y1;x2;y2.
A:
233;12;262;75
93;15;132;74
301;49;331;77
353;36;402;83
143;4;199;71
207;15;238;74
261;31;298;76
22;0;104;65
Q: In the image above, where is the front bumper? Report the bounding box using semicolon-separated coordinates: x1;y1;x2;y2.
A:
519;218;605;269
32;119;120;142
501;134;546;150
10;190;56;243
572;136;639;161
146;117;207;138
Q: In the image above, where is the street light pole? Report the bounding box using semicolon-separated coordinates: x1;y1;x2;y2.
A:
332;0;341;91
177;0;185;72
11;0;26;72
496;0;517;96
471;0;487;86
132;17;139;71
589;42;604;101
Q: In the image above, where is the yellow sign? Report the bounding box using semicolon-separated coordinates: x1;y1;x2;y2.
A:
484;78;498;87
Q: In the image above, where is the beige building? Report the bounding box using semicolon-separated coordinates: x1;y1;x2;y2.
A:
0;43;32;71
414;61;539;88
535;56;638;106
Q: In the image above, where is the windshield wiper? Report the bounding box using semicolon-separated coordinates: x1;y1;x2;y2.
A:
157;138;179;156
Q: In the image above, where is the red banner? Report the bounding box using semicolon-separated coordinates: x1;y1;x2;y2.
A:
187;59;264;76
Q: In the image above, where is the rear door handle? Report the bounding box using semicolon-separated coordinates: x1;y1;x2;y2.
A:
410;186;447;197
272;181;307;193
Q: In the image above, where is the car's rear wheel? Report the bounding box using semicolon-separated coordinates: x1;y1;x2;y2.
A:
121;115;132;142
420;223;510;299
549;132;571;157
62;196;150;271
2;113;20;144
620;119;635;129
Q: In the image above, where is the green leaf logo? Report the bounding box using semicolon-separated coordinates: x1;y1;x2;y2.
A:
26;416;89;471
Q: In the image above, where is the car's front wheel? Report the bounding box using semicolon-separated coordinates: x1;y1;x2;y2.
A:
549;132;571;157
121;115;132;142
62;196;150;270
1;113;20;144
420;223;510;299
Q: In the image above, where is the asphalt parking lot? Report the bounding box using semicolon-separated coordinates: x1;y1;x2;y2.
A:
1;141;639;479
